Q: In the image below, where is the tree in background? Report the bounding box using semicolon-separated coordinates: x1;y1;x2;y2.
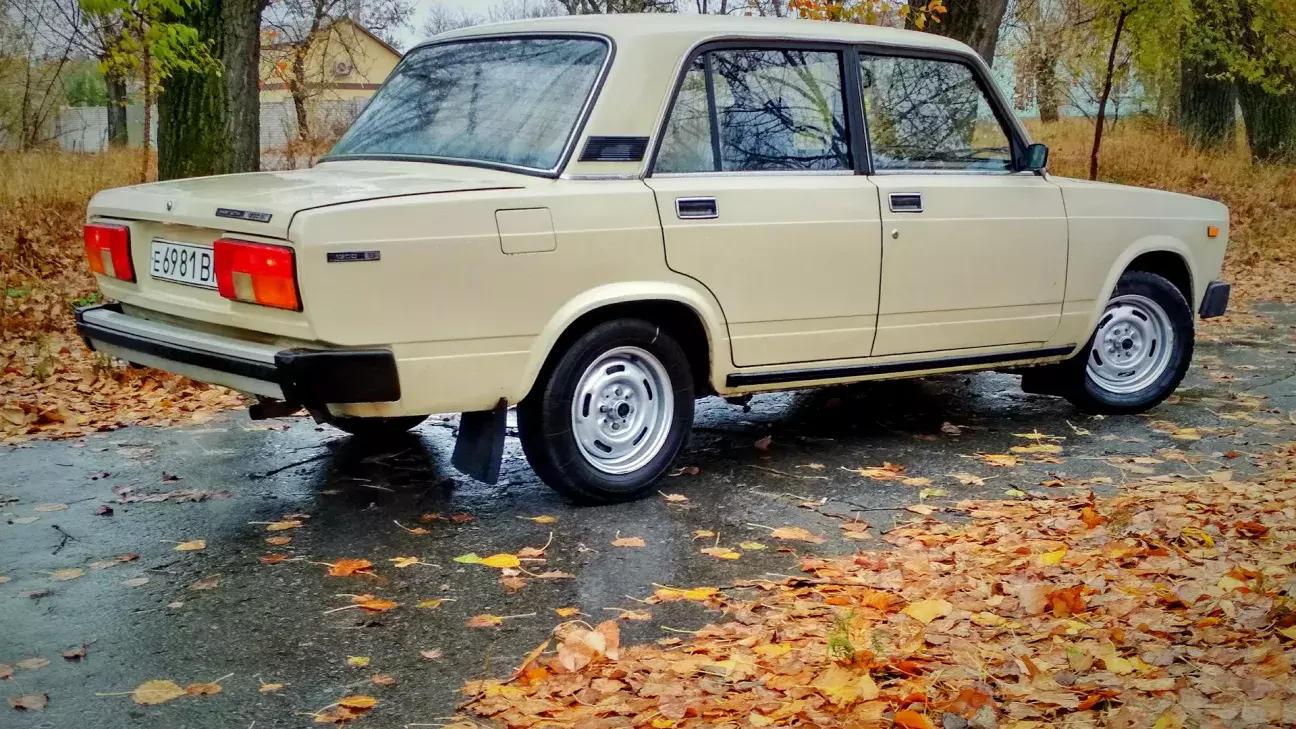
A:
81;0;216;179
264;0;411;140
153;0;264;180
790;0;946;29
0;0;79;149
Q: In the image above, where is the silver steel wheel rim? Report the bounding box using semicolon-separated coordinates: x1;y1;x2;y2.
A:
1086;294;1175;395
571;346;674;475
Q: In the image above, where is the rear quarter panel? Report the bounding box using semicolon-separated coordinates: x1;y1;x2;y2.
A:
1050;178;1229;350
291;180;728;414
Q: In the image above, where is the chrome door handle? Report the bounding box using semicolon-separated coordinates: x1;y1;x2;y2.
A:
676;197;718;220
888;192;923;213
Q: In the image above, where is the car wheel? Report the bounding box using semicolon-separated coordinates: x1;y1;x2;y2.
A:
518;318;694;504
1062;270;1194;414
325;415;428;439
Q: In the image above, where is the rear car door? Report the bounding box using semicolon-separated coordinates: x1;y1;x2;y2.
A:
859;50;1069;357
645;46;883;367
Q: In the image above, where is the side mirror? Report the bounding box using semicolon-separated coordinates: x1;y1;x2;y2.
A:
1023;142;1049;172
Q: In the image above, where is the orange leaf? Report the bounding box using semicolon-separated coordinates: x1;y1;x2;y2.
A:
892;709;934;729
355;599;398;612
769;526;826;544
466;614;503;628
327;559;373;577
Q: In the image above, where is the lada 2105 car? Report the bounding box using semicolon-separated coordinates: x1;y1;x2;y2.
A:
77;15;1231;503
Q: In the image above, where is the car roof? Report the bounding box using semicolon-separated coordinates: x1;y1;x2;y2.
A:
422;13;973;56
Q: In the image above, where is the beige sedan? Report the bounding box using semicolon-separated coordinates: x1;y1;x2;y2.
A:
78;15;1230;502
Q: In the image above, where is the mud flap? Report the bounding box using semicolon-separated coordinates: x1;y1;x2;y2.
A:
451;400;507;484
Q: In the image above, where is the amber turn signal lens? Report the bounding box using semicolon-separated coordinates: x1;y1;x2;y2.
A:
1207;226;1220;238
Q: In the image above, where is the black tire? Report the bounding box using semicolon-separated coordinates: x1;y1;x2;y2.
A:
326;415;428;439
1059;270;1194;414
518;318;694;504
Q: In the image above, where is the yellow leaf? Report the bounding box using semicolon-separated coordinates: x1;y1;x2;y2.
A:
739;541;768;550
1151;710;1183;729
554;607;581;618
346;656;371;667
652;719;675;728
389;557;419;568
259;683;284;693
754;642;792;657
523;515;557;523
265;521;303;531
173;540;206;551
1170;428;1201;441
971;611;1006;627
1279;625;1296;641
1039;548;1067;566
811;666;875;706
132;679;187;705
979;453;1022;467
416;598;450;609
901;598;952;624
1218;575;1247;592
479;554;521;569
49;568;84;581
693;529;716;539
700;547;741;560
338;695;377;710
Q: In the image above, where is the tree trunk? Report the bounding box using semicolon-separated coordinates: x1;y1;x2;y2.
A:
221;0;263;172
910;0;1010;66
1238;81;1296;164
1179;56;1236;149
159;0;263;179
141;34;153;181
290;50;311;141
1090;8;1129;181
105;68;129;148
1036;47;1061;123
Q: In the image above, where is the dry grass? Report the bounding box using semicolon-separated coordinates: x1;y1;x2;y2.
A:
1035;118;1296;304
0;122;1292;439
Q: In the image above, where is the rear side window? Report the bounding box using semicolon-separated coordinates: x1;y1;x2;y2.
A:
655;48;851;173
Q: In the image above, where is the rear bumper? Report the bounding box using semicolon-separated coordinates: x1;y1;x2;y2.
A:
1199;281;1230;319
75;304;400;405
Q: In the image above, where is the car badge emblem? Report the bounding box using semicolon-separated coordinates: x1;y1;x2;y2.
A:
166;201;173;211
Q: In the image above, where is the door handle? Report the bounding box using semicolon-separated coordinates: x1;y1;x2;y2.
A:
676;197;718;220
888;193;924;213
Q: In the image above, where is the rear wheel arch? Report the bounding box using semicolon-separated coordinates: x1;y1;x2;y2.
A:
524;299;716;402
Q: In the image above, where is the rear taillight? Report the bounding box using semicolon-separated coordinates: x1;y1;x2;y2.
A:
83;224;134;282
214;239;300;311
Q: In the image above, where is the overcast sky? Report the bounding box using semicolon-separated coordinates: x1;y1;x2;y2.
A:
394;0;510;49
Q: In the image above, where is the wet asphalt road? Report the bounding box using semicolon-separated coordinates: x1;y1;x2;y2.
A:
3;303;1296;728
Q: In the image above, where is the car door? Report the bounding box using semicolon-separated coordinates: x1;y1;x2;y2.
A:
858;51;1069;357
645;47;883;368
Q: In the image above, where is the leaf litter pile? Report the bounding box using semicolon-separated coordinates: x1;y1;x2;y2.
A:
463;444;1296;728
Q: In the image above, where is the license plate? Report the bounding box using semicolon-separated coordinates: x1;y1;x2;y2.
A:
150;240;216;289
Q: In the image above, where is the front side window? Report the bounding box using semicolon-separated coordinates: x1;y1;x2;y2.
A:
328;37;609;171
859;54;1014;172
655;48;850;173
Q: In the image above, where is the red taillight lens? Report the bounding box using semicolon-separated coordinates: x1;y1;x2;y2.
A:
83;224;134;282
213;239;300;310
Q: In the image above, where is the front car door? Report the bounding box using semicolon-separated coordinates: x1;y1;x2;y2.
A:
645;46;883;367
858;50;1069;357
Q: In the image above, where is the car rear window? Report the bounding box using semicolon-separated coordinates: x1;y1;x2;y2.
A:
328;37;609;172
